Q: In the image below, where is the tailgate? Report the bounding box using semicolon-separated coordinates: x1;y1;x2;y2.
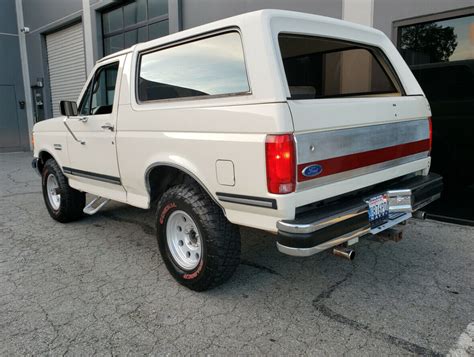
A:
289;96;432;191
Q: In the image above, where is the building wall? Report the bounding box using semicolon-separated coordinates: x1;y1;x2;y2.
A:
22;0;83;120
181;0;343;29
1;0;470;152
20;0;169;121
373;0;474;40
0;0;29;152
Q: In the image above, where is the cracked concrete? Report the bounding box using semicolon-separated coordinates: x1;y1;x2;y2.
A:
1;152;473;355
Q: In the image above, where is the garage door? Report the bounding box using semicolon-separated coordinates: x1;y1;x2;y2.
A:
46;22;87;118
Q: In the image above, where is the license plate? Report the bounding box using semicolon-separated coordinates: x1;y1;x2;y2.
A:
368;194;389;227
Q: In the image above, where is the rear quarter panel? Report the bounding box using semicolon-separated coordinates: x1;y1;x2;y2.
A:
116;29;295;232
116;101;295;229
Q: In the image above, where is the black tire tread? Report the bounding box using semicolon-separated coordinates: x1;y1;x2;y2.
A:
42;159;85;223
156;183;240;291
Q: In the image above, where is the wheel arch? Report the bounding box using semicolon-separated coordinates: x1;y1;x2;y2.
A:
37;150;59;174
145;162;223;211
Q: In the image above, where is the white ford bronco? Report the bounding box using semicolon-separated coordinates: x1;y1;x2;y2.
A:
32;10;443;291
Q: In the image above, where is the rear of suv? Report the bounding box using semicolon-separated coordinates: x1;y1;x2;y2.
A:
272;32;441;256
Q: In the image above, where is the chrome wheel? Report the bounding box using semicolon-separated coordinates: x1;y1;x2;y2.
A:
166;210;202;270
46;173;61;210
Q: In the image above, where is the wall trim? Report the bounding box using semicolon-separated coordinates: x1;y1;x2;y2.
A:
82;0;95;74
15;0;34;150
0;32;18;37
169;0;182;33
342;0;374;26
27;10;83;35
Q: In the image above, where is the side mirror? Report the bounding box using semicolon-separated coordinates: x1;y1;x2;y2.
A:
60;100;78;117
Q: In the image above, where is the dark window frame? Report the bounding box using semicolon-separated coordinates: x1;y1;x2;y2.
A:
277;33;406;100
135;27;252;104
102;0;169;56
78;61;120;116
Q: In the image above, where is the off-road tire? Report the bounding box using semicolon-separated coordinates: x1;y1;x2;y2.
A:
156;183;241;291
42;159;85;223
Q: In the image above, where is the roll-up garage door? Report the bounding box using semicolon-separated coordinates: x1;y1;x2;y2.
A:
46;22;87;118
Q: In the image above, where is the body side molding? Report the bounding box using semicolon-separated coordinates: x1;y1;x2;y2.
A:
216;192;277;209
62;166;122;185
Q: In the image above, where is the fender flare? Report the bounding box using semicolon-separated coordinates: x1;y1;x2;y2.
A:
37;149;63;174
144;162;224;211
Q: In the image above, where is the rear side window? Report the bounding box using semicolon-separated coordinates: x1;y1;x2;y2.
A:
138;31;250;102
278;34;401;99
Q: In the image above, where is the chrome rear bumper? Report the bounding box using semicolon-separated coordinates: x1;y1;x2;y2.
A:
277;173;443;257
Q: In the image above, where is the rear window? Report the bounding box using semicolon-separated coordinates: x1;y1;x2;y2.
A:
278;34;401;99
138;31;250;102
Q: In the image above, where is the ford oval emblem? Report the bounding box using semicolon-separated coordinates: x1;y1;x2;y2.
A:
302;164;323;178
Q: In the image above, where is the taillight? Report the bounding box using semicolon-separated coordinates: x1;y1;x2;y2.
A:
265;134;296;194
428;116;433;152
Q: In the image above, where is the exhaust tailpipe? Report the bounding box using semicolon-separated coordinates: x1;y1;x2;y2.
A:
413;211;426;220
332;246;355;261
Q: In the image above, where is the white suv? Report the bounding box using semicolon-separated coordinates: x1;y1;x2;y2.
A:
32;10;442;290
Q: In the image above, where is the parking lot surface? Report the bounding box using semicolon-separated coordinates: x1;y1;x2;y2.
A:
1;152;473;355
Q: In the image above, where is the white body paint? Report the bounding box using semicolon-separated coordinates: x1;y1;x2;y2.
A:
33;10;432;233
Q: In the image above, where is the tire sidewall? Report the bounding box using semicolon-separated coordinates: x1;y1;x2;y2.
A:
42;163;62;219
157;195;208;285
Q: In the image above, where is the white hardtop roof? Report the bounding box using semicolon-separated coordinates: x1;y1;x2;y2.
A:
98;9;384;63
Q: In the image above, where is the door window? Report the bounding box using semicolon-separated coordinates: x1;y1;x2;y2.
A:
78;62;119;116
78;82;92;116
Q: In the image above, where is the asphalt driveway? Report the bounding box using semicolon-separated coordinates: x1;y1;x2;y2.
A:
1;152;473;355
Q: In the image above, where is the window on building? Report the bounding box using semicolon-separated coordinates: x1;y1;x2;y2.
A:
399;15;474;66
278;34;401;99
398;15;474;106
102;0;169;56
137;32;250;102
398;15;474;102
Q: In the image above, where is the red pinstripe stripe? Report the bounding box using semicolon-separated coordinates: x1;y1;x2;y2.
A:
297;139;430;182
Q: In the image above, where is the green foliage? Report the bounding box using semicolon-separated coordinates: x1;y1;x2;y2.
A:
400;23;458;63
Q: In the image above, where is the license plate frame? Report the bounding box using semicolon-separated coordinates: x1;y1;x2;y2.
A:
368;194;389;227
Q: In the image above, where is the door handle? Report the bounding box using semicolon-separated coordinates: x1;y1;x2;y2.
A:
101;123;114;131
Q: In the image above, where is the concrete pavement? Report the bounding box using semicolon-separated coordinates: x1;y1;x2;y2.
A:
1;152;473;355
